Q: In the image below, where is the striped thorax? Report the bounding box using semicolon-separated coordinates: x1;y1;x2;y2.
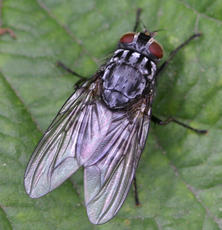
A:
101;32;163;109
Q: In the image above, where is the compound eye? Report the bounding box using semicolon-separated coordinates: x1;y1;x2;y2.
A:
120;33;135;43
149;41;163;59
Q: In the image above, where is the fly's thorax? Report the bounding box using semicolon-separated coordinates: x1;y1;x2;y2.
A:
101;49;157;109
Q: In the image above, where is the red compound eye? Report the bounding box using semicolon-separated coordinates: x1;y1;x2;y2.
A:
120;33;135;43
149;41;163;59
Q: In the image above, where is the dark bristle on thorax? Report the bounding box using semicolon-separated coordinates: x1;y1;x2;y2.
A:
125;50;133;62
137;33;151;46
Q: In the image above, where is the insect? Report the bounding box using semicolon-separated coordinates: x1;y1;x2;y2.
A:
24;9;207;224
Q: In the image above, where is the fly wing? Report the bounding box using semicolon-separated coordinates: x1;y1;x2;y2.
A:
84;102;151;224
24;79;112;198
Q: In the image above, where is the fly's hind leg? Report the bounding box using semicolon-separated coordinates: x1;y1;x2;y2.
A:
156;33;202;77
56;61;88;89
151;115;207;134
133;176;141;206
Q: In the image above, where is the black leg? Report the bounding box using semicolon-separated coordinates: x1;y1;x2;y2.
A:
56;61;88;80
156;33;202;77
133;8;142;32
133;177;140;206
151;115;207;134
74;78;89;90
56;61;88;89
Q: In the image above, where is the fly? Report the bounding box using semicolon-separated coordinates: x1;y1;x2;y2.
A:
24;9;207;225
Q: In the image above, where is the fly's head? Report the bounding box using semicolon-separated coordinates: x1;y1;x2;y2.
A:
118;32;163;62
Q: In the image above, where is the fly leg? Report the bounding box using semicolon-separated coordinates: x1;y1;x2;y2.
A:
151;115;207;134
133;177;140;206
156;33;202;77
133;8;142;32
154;34;207;134
56;61;88;89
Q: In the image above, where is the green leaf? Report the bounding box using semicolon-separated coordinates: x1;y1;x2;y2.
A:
0;0;221;229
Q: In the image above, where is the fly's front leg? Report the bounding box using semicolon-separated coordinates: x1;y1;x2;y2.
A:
156;33;202;77
133;8;142;32
56;61;88;89
151;115;207;134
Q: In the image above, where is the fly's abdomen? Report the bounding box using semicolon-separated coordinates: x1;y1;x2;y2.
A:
101;49;156;109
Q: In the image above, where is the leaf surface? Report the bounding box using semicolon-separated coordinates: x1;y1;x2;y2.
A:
0;0;221;229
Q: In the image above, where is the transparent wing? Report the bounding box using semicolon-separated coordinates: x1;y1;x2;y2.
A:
84;102;151;224
24;79;112;198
